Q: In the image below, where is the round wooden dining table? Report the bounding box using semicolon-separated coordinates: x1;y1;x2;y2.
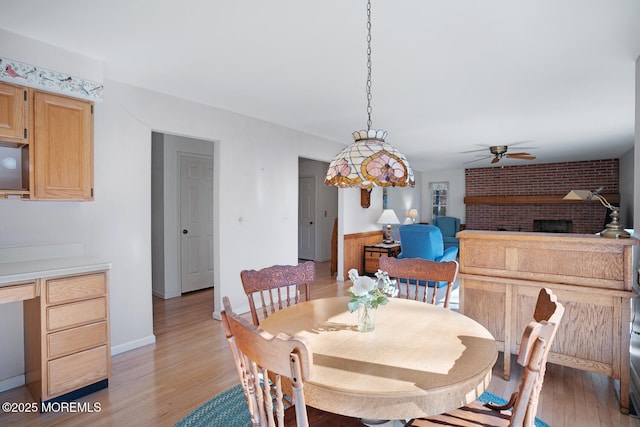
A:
259;296;498;420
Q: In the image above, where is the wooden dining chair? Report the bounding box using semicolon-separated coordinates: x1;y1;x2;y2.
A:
241;261;315;326
405;287;565;427
379;257;459;308
221;296;363;427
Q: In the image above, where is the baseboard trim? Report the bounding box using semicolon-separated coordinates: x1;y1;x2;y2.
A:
0;336;157;392
0;374;25;393
111;334;156;356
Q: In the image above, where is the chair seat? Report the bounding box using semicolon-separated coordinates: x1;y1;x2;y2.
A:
408;400;511;426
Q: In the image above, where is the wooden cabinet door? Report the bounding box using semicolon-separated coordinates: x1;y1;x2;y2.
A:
32;91;93;200
0;82;27;145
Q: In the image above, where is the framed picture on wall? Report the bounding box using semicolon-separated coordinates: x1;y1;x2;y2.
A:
429;182;448;218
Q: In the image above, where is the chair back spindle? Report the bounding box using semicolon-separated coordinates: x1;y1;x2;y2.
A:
221;296;312;426
221;296;363;427
379;257;458;308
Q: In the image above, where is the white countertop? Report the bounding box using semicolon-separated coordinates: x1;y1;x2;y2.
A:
0;256;111;286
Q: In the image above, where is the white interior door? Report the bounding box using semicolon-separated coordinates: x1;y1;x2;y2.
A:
298;176;316;260
180;154;214;293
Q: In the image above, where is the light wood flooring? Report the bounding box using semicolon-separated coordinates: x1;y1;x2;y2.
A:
1;261;639;426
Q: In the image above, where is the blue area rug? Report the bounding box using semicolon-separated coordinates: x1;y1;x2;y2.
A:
175;385;550;427
175;385;251;427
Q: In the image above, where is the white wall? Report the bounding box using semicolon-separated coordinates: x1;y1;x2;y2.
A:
629;53;640;405
0;31;347;386
633;55;639;282
385;171;423;223
420;169;466;224
620;148;635;229
151;133;165;298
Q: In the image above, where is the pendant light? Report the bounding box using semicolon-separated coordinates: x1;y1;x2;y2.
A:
325;0;414;191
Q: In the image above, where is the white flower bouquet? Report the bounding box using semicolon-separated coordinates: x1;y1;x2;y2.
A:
347;268;398;313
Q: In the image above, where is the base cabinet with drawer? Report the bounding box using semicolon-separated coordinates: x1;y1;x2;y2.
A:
23;272;110;402
363;243;401;276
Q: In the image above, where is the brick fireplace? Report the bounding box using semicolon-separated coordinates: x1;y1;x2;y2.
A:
464;159;619;234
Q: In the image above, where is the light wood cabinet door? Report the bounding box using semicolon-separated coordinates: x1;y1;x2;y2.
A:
31;91;93;200
0;82;27;145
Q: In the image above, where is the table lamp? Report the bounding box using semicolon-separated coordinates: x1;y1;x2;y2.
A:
407;209;419;223
377;209;400;244
563;187;630;239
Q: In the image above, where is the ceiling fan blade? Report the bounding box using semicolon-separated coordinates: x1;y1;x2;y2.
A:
507;154;536;160
460;147;492;154
506;152;531;156
491;156;500;164
463;157;489;165
507;140;535;148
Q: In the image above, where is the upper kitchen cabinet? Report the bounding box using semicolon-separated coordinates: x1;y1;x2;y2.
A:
0;81;94;201
31;90;94;200
0;81;27;145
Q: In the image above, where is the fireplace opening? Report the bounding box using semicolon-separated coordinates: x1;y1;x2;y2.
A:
533;220;573;233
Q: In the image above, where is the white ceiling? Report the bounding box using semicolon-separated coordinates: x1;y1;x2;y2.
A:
1;0;639;171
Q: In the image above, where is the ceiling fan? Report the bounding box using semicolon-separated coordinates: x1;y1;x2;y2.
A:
463;144;536;165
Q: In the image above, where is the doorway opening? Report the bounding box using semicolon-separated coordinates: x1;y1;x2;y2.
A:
298;158;337;269
151;132;215;303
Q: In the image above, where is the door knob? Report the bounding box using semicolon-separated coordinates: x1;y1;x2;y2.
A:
309;221;313;225
182;229;188;234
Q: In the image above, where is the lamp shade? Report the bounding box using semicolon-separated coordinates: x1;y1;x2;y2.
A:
563;190;593;201
408;209;419;220
563;188;629;238
377;209;400;225
325;130;415;189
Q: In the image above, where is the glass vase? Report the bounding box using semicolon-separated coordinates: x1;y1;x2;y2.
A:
357;303;376;332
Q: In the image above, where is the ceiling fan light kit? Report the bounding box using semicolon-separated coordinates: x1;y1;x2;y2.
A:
463;144;537;165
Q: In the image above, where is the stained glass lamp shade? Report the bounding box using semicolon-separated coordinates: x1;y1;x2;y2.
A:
324;130;415;189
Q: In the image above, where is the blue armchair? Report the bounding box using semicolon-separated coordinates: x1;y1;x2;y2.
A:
398;224;458;262
432;216;461;251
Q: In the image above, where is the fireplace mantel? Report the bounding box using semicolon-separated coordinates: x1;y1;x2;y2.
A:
464;193;619;205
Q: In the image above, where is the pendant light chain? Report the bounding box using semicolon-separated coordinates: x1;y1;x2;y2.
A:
324;0;414;190
366;0;373;132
